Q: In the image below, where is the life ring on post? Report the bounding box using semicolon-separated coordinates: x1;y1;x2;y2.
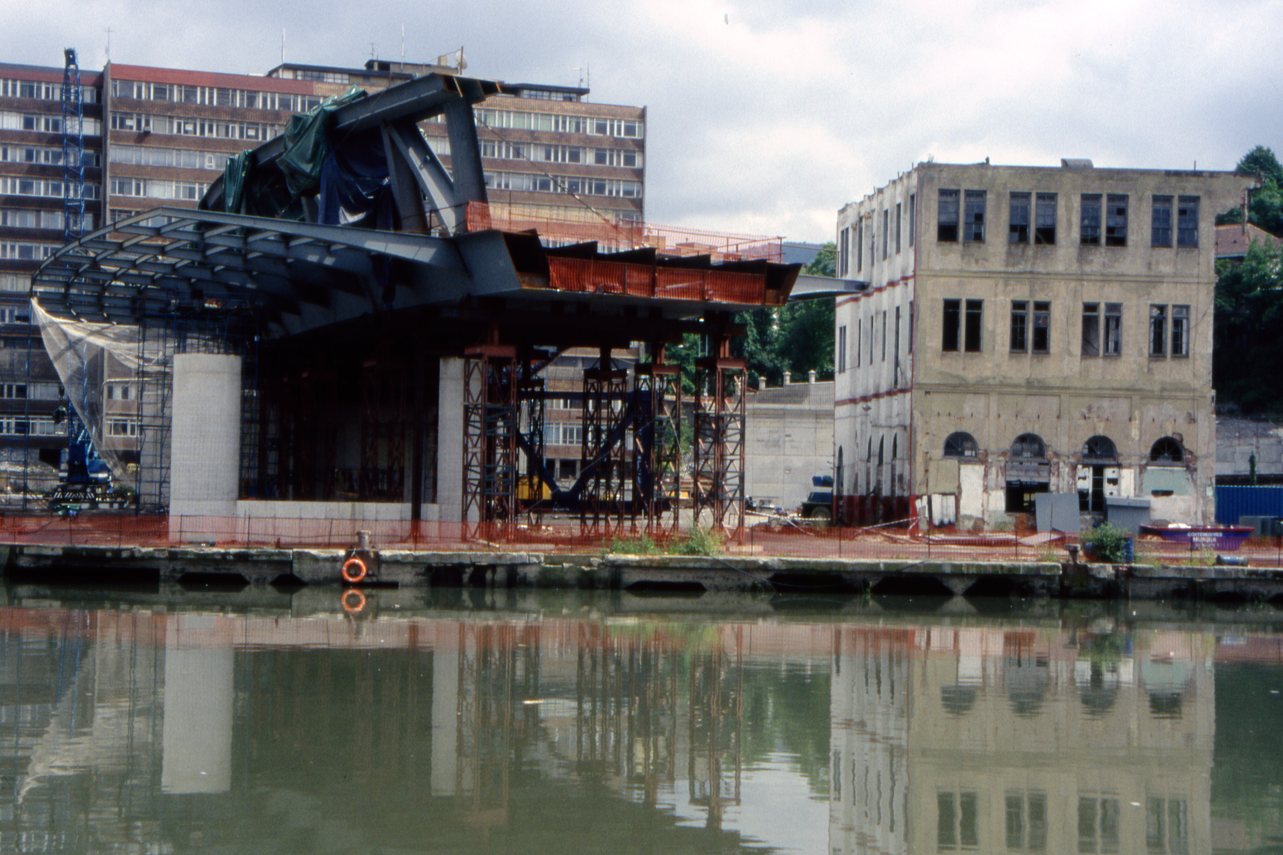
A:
341;588;366;614
341;555;368;585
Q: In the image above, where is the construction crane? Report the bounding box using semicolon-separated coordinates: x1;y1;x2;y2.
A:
49;48;111;513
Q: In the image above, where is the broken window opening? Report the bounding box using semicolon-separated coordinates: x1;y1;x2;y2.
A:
1081;302;1100;357
895;201;902;253
1105;194;1128;246
942;298;961;352
1177;195;1199;247
964;190;986;242
1081;193;1102;245
1171;305;1189;357
1082;435;1117;461
882;208;889;259
1011;433;1046;459
964;299;983;352
1011;300;1029;352
1032;301;1050;353
1104;303;1122;356
909;193;916;246
1150;436;1184;464
1149;304;1167;356
943;431;979;458
1152;195;1173;247
938;189;960;242
1035;193;1057;244
1009;191;1031;244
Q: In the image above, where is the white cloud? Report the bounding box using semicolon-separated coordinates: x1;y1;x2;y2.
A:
4;0;1281;241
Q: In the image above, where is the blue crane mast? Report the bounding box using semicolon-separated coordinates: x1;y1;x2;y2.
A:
52;48;110;511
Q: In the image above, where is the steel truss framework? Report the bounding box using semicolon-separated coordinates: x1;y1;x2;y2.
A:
579;349;629;536
516;365;546;525
633;357;682;535
693;337;747;537
463;345;518;538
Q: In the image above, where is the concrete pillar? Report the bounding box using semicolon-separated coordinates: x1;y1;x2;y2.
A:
168;353;242;540
431;639;460;796
783;370;791;385
437;357;465;524
161;617;233;794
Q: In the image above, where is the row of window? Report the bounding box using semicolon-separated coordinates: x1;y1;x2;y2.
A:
477;139;642;168
484;171;642;199
0;112;101;136
109;144;228;171
938;189;1200;248
940;298;1192;358
0;208;95;231
110;79;324;114
943;431;1185;463
935;790;1187;854
472;108;644;139
837;194;917;276
110;111;279;142
0;417;61;437
0;144;99;167
543;422;584;446
0;241;58;261
0;78;98;103
0;382;59;400
836;300;915;376
0;176;100;199
110;177;207;201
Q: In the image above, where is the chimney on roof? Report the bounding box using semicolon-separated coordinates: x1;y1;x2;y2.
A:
1061;158;1094;170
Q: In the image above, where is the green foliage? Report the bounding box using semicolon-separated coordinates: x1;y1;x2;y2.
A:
735;241;837;387
1231;146;1283;236
1215;240;1283;413
1238;145;1283;185
1082;523;1130;564
608;535;661;555
673;527;723;556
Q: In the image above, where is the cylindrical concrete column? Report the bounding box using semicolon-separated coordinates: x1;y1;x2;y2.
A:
169;353;242;538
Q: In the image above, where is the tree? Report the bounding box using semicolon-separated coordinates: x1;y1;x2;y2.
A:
734;242;836;386
1222;145;1283;235
1215;240;1283;413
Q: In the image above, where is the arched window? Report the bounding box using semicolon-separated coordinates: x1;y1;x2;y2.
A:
943;431;979;458
1011;433;1046;459
878;436;885;466
892;434;898;461
1149;436;1184;463
1082;435;1117;461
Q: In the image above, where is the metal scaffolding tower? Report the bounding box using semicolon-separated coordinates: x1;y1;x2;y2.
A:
692;335;746;537
633;350;682;535
462;343;518;538
579;348;628;536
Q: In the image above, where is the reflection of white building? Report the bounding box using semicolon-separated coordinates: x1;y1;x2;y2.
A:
829;628;911;855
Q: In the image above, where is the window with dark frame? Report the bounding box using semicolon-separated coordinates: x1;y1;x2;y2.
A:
856;221;863;271
963;190;986;242
1152;195;1173;247
909;194;916;246
1171;304;1190;357
1009;191;1031;243
1105;194;1128;246
1032;301;1051;353
1081;194;1102;245
1177;196;1199;247
1104;303;1122;356
838;325;847;373
882;209;889;259
964;299;983;352
938;189;960;242
1149;304;1167;356
1082;303;1100;356
881;310;887;361
943;432;979;458
855;320;861;367
894;305;902;385
895;201;902;253
1011;300;1029;352
943;299;961;351
1035;192;1057;244
908;299;914;353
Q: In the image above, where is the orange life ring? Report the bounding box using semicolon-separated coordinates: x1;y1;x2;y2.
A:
341;555;368;585
341;588;366;614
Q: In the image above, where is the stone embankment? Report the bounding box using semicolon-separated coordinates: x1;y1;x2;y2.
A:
5;543;1283;602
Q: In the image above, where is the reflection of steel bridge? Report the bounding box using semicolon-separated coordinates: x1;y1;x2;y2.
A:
34;72;800;538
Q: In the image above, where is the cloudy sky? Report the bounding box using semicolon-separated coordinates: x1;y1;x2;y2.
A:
6;0;1283;242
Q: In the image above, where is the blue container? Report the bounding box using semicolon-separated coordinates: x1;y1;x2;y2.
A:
1215;486;1283;525
1123;537;1134;563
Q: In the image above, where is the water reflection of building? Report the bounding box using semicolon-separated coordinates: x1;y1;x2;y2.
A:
827;624;1213;854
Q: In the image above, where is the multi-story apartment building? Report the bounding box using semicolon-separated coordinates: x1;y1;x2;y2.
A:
0;54;646;492
834;160;1248;528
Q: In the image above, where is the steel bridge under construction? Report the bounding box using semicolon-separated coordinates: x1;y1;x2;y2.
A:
31;71;804;542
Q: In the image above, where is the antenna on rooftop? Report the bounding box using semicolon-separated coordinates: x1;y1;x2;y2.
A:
104;28;112;62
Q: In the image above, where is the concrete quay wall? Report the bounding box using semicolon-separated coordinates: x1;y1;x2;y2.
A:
4;544;1283;603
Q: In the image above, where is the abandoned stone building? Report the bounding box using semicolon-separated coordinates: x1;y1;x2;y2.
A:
834;160;1249;528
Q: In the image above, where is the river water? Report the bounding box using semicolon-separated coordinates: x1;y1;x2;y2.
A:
1;585;1282;854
